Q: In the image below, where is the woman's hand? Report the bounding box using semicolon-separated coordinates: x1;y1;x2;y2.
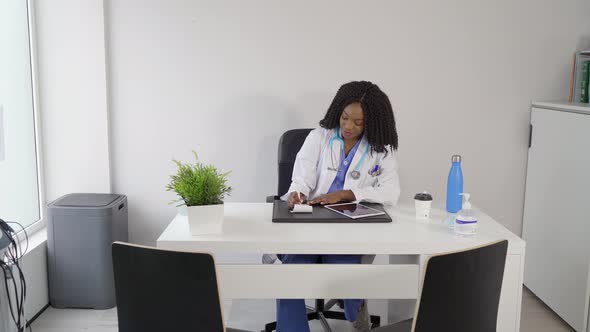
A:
287;192;307;209
308;190;356;205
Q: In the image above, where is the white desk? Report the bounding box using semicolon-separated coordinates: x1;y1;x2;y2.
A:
157;202;526;332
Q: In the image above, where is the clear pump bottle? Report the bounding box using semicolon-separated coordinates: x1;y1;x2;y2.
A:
454;193;477;236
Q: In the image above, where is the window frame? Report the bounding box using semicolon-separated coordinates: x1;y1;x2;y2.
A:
16;0;46;238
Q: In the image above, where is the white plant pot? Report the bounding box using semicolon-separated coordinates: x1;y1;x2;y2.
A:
187;204;224;235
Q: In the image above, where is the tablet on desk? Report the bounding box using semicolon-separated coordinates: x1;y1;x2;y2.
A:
324;203;386;219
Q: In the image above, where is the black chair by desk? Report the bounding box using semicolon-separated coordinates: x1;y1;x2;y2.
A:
112;242;249;332
263;128;380;332
372;240;508;332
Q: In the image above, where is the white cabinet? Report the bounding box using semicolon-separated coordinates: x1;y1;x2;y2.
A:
522;102;590;332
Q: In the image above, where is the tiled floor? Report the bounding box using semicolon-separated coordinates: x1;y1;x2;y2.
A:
30;287;575;332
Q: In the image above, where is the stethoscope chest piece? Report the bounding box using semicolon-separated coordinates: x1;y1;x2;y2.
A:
350;170;361;180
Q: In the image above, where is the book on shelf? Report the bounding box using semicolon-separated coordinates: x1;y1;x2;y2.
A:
581;61;590;103
569;50;590;103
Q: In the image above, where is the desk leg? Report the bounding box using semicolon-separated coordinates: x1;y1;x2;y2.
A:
221;298;233;323
385;255;421;325
497;253;524;332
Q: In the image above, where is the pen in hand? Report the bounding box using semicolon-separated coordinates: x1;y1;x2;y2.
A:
288;191;308;209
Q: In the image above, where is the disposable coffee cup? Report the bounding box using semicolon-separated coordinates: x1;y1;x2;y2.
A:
414;191;433;219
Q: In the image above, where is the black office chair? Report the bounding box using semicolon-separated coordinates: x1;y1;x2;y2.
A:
263;128;380;332
372;240;508;332
111;242;250;332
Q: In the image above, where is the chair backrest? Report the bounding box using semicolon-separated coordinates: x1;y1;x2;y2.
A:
413;240;508;332
276;128;313;197
112;242;225;332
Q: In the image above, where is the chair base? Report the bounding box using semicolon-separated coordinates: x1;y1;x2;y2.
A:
263;299;380;332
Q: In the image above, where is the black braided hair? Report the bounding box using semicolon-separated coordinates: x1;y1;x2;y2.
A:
319;81;399;153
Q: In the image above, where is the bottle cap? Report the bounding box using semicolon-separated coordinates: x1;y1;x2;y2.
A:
452;155;462;163
414;191;433;201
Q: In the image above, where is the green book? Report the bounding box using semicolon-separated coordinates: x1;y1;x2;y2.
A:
581;61;589;103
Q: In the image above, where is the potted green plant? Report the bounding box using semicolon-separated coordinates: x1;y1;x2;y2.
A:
166;151;231;235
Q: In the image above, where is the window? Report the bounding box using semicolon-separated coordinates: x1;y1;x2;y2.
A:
0;0;42;231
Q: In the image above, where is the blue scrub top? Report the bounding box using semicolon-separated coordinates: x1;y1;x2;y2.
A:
327;137;363;193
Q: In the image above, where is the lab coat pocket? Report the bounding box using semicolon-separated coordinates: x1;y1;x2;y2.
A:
359;174;378;189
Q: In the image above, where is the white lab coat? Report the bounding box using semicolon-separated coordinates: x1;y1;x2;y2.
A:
283;127;401;206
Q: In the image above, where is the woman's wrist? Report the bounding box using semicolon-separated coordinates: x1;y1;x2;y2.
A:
340;190;356;202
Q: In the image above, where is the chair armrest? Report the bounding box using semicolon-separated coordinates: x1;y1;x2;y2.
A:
266;195;279;203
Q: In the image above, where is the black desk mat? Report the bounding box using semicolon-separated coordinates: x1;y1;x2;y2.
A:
272;200;392;223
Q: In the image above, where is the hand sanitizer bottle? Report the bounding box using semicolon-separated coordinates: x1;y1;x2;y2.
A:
454;193;477;236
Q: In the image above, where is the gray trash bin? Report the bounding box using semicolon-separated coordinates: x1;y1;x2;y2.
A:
47;193;128;309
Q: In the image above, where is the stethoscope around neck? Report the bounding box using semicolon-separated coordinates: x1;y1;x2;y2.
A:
327;129;369;180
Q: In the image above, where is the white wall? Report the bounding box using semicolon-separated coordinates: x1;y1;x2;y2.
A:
35;0;111;203
21;230;49;322
105;0;590;245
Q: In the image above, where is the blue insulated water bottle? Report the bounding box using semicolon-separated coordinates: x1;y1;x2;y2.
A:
446;155;463;213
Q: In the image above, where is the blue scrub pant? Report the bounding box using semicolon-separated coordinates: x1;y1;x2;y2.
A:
276;254;364;332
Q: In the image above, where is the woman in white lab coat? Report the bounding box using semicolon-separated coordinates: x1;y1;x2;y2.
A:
277;81;401;332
